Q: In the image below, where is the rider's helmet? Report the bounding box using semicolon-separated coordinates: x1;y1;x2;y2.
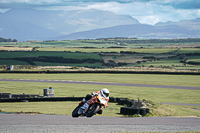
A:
100;88;109;98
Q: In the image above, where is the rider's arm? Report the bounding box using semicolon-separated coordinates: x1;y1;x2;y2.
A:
91;91;99;96
104;98;109;108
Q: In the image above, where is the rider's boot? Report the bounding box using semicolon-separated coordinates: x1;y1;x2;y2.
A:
97;109;103;114
79;98;86;106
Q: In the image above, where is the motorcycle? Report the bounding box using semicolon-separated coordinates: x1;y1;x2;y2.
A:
72;94;106;117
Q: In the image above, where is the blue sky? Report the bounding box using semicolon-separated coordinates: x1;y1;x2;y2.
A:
0;0;200;25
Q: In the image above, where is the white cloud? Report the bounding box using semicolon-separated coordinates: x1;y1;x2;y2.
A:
0;0;61;4
78;1;200;25
0;0;200;25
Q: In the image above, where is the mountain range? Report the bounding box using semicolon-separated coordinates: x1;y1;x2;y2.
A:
0;8;199;41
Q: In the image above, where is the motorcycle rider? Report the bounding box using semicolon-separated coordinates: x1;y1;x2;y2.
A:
79;88;109;114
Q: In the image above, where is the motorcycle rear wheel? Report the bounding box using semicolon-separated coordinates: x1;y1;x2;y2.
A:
72;105;81;118
85;103;100;117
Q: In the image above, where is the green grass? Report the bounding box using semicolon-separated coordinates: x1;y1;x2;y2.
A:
131;58;182;67
0;73;200;117
0;51;101;59
0;60;30;65
127;48;177;53
187;56;200;62
149;103;200;117
1;73;199;87
0;51;103;66
0;101;199;117
0;46;199;69
131;56;200;70
38;47;176;53
0;102;122;116
0;41;118;48
1;39;200;49
0;81;199;104
39;47;125;52
177;48;200;54
33;61;103;67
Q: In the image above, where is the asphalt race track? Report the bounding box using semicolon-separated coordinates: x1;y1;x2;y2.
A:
0;78;200;90
0;114;200;132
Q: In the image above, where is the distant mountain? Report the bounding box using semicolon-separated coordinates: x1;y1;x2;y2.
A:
55;19;200;40
155;18;200;31
0;8;139;41
0;8;200;41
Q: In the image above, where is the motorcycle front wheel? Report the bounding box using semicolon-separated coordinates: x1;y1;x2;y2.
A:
72;105;81;118
85;103;100;117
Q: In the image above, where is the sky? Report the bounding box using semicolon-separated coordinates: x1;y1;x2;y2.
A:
0;0;200;25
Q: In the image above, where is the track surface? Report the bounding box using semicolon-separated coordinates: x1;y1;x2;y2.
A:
1;78;200;90
0;114;200;132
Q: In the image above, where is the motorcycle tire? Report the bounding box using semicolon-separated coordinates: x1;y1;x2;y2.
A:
85;103;100;117
72;105;81;118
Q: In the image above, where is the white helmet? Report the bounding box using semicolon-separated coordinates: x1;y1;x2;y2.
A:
100;88;109;98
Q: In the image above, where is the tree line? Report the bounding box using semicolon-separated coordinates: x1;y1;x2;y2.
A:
79;38;200;44
0;37;17;42
13;56;103;65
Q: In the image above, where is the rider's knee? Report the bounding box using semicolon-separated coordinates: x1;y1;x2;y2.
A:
85;94;92;100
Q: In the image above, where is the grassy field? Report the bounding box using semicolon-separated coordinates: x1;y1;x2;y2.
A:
1;101;199;117
0;102;122;116
0;51;103;67
0;73;200;117
0;80;199;104
0;51;101;59
38;47;178;53
0;39;199;70
1;38;200;48
177;48;200;54
1;73;200;87
1;47;199;69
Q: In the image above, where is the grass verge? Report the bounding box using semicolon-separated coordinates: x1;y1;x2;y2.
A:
0;101;199;117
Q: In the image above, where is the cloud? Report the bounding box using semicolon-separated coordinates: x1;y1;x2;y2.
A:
80;1;200;25
0;0;64;8
0;0;200;25
165;0;200;9
1;0;200;9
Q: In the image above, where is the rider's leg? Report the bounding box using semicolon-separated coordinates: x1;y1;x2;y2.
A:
79;94;92;106
85;94;92;100
80;94;93;112
79;98;86;105
81;102;89;110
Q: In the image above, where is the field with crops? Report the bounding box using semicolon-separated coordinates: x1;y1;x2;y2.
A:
0;38;199;71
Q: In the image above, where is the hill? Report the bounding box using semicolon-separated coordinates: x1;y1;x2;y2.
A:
55;19;200;40
0;8;139;41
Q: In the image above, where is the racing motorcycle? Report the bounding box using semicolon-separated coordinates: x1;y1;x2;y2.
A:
72;94;106;117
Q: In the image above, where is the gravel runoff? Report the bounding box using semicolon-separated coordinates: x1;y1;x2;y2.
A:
0;114;200;133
